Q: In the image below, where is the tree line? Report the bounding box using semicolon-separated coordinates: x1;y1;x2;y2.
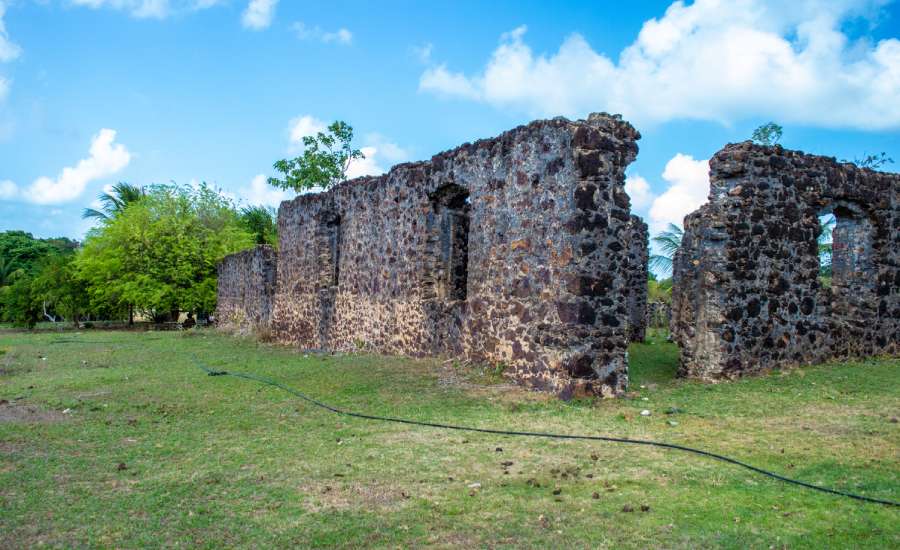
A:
0;183;277;328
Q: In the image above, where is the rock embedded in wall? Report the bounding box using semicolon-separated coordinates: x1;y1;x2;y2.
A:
673;141;899;380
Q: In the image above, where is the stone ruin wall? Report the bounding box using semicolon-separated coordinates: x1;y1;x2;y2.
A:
625;215;649;342
673;142;900;380
216;245;278;334
270;114;645;398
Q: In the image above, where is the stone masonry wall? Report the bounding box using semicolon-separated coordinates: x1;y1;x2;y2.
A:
270;113;641;398
625;215;649;343
673;142;900;380
216;245;278;334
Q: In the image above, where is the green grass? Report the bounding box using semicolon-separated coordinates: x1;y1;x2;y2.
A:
0;329;897;548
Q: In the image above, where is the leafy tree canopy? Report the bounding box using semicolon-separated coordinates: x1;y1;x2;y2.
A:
76;183;255;320
240;205;278;247
0;231;78;282
267;121;364;193
751;122;783;146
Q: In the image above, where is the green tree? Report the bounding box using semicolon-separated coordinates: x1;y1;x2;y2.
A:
649;223;684;277
82;182;146;222
76;183;255;322
648;277;673;303
751;122;783;146
240;205;278;246
0;276;40;327
268;121;364;193
30;254;91;326
0;230;77;276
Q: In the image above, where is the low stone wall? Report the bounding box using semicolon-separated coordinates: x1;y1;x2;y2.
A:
216;245;277;334
673;142;899;380
271;113;643;398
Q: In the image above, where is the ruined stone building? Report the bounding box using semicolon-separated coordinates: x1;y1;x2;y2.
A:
217;115;899;398
673;143;899;380
218;113;647;398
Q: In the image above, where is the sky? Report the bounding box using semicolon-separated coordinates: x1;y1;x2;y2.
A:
0;0;898;244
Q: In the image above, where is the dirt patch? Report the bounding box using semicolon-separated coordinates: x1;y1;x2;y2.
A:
0;400;68;423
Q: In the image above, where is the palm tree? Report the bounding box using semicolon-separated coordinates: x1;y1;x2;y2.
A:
649;223;684;277
0;255;22;286
82;182;146;222
240;205;278;246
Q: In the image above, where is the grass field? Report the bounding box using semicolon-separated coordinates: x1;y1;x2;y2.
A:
0;329;897;548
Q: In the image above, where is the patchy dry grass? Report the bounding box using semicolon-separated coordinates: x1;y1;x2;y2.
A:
0;329;897;548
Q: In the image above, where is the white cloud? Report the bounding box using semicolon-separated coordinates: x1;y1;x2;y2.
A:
287;114;327;152
292;22;353;45
241;0;277;30
0;179;16;199
624;174;654;211
239;174;291;207
69;0;223;19
345;146;385;179
24;128;132;205
419;1;900;130
0;2;21;62
647;153;710;235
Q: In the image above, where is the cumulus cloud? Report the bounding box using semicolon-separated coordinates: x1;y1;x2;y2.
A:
647;153;710;235
419;0;900;129
239;174;291;207
624;174;654;211
292;22;353;45
0;2;21;62
242;0;277;30
23;129;131;205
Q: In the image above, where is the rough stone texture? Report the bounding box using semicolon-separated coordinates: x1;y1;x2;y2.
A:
270;113;641;398
624;215;649;342
673;142;900;380
216;245;278;334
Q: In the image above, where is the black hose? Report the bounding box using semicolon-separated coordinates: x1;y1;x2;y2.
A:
193;357;899;508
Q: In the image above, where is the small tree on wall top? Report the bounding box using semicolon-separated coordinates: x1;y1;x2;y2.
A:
268;121;364;193
751;122;783;146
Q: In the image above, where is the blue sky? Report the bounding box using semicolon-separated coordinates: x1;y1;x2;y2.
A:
0;0;898;240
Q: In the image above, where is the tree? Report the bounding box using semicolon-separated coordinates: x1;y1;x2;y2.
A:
240;205;278;246
0;230;77;276
648;277;673;303
267;121;364;193
751;122;783;146
82;182;146;222
30;254;90;326
76;183;255;322
649;223;684;277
